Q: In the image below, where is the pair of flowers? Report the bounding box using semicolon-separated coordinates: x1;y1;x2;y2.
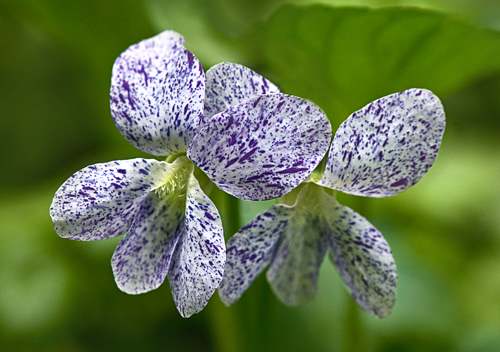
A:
50;30;445;318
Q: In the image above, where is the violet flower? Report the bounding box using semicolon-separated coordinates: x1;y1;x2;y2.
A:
50;30;332;317
218;88;446;318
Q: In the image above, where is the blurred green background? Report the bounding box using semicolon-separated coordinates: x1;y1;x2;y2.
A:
1;0;500;351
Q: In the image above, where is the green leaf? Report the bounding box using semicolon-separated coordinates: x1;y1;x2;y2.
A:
246;5;500;125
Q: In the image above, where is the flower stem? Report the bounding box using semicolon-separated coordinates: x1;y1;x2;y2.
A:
344;295;366;352
208;190;275;352
222;193;273;352
206;189;243;352
224;193;241;237
239;274;273;352
206;293;242;352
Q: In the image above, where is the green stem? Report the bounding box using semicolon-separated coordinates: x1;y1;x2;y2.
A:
206;293;242;352
225;193;241;237
205;188;277;352
222;193;272;352
344;295;366;352
213;190;275;352
205;189;243;352
238;273;274;352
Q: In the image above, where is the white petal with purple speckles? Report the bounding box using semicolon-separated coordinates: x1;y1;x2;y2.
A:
111;158;194;294
219;182;397;315
204;62;280;120
266;184;330;306
188;94;332;201
218;204;291;306
50;158;171;241
326;202;397;318
167;173;225;318
110;30;205;156
318;89;445;197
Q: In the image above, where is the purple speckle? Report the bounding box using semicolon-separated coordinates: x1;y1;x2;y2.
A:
390;178;408;187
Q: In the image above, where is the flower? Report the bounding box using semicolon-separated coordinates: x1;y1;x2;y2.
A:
218;88;446;318
50;30;332;317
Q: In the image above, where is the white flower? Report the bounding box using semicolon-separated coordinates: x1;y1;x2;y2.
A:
219;88;446;318
50;30;332;317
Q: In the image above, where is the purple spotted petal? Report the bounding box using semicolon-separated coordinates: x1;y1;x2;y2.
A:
318;89;445;197
204;62;280;120
218;205;291;306
50;159;170;241
110;30;205;156
266;185;330;306
111;157;194;294
167;173;225;318
326;203;397;318
188;94;332;201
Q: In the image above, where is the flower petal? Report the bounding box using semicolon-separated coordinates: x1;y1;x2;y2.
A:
50;159;171;241
218;205;291;306
111;158;194;294
110;30;205;156
167;173;225;318
204;62;280;120
188;94;332;201
266;185;330;306
326;203;397;318
318;89;445;197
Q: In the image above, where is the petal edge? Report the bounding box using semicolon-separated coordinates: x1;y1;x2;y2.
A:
319;88;445;197
110;30;205;156
189;94;332;201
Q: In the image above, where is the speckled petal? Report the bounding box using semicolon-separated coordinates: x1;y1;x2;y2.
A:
111;158;194;294
326;203;397;318
167;173;225;318
188;94;332;201
266;185;330;306
318;89;445;197
50;158;171;241
218;205;291;306
204;62;280;120
110;30;205;156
